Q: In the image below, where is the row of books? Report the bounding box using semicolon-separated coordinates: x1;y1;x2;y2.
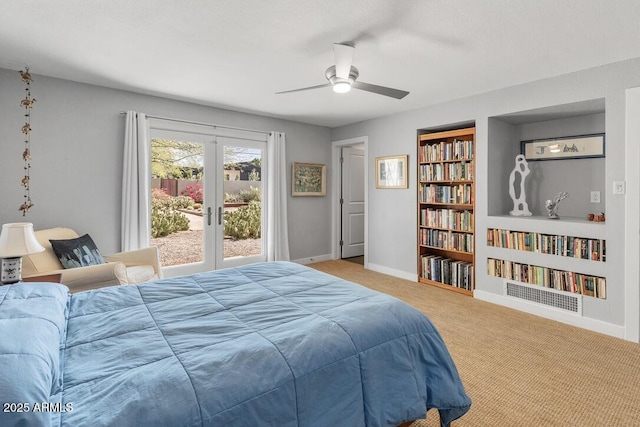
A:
419;139;474;162
420;255;474;291
419;183;473;205
420;208;474;232
486;228;606;262
419;229;474;252
419;162;474;181
487;258;606;299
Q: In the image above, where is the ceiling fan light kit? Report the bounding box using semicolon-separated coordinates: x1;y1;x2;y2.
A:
326;64;358;93
277;43;409;99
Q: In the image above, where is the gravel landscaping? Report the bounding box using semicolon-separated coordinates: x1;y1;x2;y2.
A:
151;230;261;267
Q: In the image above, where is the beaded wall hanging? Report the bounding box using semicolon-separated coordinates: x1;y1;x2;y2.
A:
19;68;35;215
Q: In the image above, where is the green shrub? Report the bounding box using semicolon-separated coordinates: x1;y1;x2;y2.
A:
172;195;195;209
151;195;190;238
224;201;261;239
238;186;261;202
224;192;242;203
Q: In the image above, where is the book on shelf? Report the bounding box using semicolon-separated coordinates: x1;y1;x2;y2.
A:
420;208;474;232
419;183;473;204
486;228;605;262
421;254;474;290
487;258;606;299
419;139;474;162
419;162;474;181
419;229;474;252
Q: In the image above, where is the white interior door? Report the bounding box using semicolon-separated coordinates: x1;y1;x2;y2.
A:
341;145;365;258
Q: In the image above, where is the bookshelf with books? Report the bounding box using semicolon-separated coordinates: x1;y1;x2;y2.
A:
486;258;606;299
487;228;606;262
484;214;607;302
417;127;475;295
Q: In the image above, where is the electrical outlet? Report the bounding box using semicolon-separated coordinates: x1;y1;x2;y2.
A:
613;181;626;195
590;191;600;203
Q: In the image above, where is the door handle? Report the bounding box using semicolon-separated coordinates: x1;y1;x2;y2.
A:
207;207;212;226
218;207;223;225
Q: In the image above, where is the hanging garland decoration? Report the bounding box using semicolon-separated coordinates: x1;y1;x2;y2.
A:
19;67;35;215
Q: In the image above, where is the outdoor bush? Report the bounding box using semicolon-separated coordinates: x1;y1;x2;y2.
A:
173;195;195;209
181;183;203;203
151;192;191;238
238;186;261;202
224;192;242;203
151;187;170;201
224;201;261;239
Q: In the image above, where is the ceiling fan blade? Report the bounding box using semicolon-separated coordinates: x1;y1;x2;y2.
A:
352;81;409;99
276;83;331;95
333;43;355;80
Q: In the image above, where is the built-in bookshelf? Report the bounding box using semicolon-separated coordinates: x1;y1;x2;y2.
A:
487;258;606;299
487;228;606;262
417;127;475;295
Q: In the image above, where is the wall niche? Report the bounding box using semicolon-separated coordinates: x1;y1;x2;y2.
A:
487;99;606;220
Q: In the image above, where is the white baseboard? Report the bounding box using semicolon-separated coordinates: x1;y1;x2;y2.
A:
292;254;333;265
474;289;627;340
367;262;417;282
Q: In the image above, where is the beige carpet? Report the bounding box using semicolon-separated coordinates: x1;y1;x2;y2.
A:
309;260;640;427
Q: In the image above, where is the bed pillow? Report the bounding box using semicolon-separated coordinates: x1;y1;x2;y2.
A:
50;233;106;269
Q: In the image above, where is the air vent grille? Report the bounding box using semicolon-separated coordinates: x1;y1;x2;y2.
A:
505;281;582;314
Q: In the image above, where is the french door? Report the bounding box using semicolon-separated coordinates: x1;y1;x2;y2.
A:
149;121;266;277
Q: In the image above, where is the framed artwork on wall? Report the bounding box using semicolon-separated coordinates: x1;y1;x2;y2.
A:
375;155;408;189
521;133;605;161
292;162;326;196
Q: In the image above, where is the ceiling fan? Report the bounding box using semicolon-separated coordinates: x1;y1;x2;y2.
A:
277;43;409;99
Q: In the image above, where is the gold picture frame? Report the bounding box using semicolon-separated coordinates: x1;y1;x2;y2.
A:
292;162;326;196
375;155;408;189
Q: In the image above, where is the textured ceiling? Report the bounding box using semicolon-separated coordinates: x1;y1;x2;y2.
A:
1;0;640;128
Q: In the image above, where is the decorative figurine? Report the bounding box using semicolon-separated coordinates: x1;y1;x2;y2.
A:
508;154;532;216
545;192;569;219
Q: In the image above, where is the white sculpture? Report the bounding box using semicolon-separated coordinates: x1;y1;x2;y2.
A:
508;154;532;216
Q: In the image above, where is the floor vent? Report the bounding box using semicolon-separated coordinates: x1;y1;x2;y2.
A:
504;280;582;315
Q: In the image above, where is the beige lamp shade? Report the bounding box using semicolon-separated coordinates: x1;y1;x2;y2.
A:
0;223;45;257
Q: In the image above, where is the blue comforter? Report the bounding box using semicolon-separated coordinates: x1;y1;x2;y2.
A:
0;261;470;426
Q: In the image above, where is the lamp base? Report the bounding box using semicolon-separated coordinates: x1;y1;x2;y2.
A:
1;257;22;285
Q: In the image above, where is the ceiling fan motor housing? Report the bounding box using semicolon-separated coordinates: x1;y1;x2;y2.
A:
325;65;359;86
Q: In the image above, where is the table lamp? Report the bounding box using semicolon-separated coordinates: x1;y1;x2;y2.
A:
0;223;45;285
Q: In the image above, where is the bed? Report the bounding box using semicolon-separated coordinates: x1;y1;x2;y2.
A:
0;261;470;427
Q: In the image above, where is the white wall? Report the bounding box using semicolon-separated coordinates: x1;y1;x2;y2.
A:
331;57;640;340
0;68;332;259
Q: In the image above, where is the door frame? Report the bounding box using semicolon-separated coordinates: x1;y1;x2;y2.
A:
148;118;269;277
331;136;368;267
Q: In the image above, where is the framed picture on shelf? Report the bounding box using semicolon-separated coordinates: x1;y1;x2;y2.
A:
521;133;605;161
292;162;326;196
375;155;408;189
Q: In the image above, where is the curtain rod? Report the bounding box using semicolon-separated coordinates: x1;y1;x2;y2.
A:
119;111;271;136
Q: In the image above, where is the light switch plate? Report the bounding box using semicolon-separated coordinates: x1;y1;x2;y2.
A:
613;181;626;195
590;191;600;203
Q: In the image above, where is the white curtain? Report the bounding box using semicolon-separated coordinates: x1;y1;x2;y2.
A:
121;111;151;251
267;132;290;261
